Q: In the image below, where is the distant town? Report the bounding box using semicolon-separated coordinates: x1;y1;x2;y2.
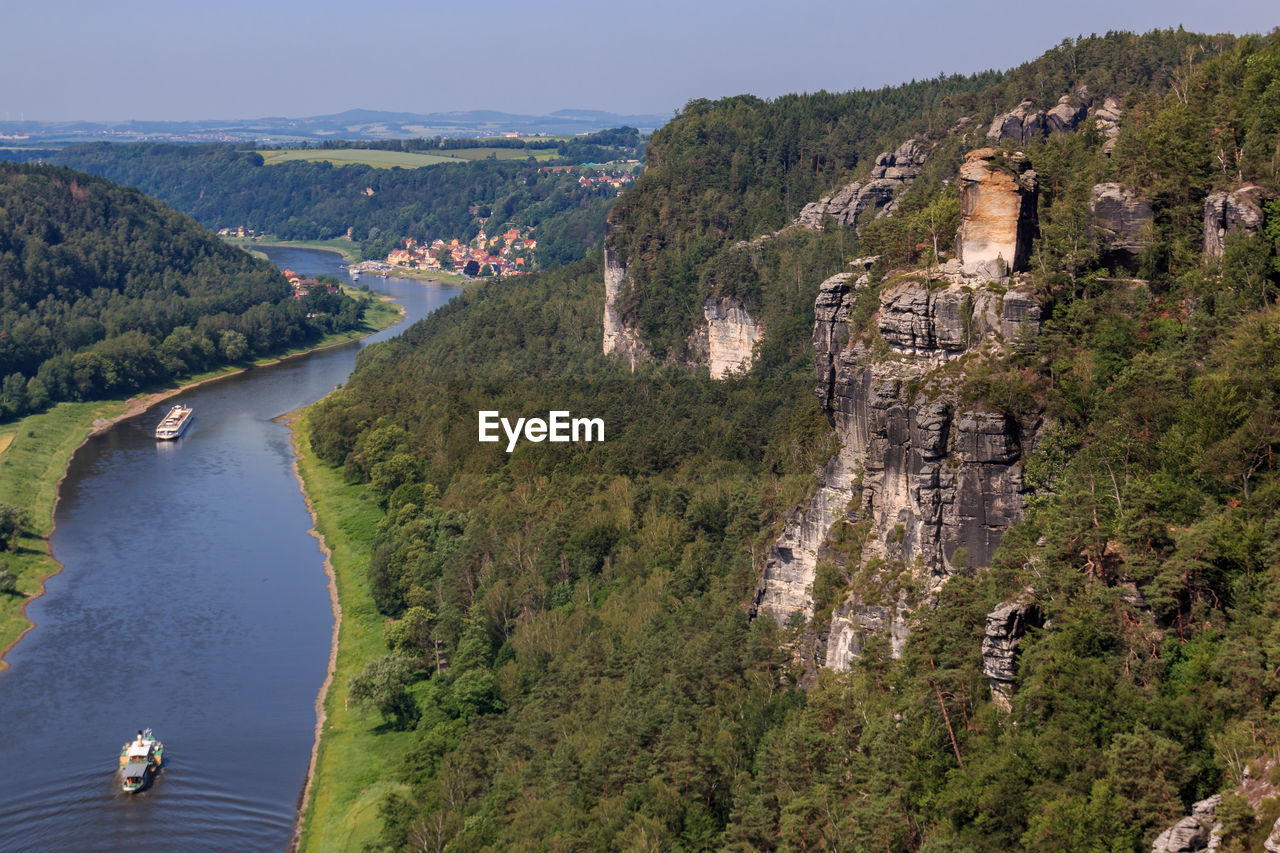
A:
221;163;639;280
381;223;537;278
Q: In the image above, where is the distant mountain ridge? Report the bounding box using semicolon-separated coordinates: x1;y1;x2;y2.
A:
0;108;671;148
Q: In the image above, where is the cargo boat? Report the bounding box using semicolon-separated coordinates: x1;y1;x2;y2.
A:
119;729;163;793
155;404;193;439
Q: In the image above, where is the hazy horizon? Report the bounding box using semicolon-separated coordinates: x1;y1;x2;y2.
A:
6;0;1276;123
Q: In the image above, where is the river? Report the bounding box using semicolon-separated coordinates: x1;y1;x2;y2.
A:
0;248;460;852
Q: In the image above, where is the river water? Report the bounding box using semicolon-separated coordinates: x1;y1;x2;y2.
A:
0;249;459;852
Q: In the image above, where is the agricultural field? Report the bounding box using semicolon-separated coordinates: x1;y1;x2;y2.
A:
256;146;562;169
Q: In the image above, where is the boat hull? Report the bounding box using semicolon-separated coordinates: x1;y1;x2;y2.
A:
119;733;163;793
155;405;193;440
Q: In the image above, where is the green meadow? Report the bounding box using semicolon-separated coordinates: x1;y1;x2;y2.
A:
0;401;129;669
257;146;562;169
292;415;420;852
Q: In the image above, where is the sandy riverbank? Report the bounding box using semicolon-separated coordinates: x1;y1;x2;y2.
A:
288;414;342;851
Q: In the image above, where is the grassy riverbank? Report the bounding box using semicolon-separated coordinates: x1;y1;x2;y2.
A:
0;401;131;668
292;415;418;851
0;301;404;673
365;265;469;286
225;236;364;262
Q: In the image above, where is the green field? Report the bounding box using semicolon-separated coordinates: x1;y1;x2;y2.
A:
293;415;419;851
259;149;464;168
0;400;130;669
256;147;562;169
224;236;363;262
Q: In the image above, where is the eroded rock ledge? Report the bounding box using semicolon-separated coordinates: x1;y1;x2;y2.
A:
756;259;1043;669
795;140;930;231
981;594;1043;711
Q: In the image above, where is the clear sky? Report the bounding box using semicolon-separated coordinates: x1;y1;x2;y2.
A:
4;0;1275;122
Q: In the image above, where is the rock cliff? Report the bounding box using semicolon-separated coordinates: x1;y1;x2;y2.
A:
603;248;766;377
1203;185;1270;258
602;246;649;370
1151;795;1223;853
981;595;1043;711
752;449;860;627
756;261;1042;668
955;148;1038;277
1046;88;1092;134
698;297;765;378
1095;95;1124;156
987;99;1047;145
987;87;1115;147
1090;183;1154;270
985;88;1126;156
795;140;930;230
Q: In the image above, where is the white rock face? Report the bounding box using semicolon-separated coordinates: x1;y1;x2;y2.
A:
956;148;1038;278
1264;815;1280;853
602;246;648;370
704;297;764;379
825;597;913;667
752;450;859;625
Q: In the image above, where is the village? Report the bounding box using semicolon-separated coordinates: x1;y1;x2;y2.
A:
279;269;341;298
363;222;538;279
219;162;640;281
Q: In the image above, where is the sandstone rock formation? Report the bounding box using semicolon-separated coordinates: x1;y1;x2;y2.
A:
756;267;1042;668
827;599;913;666
987;100;1046;144
981;595;1043;710
604;251;765;378
1095;95;1123;156
987;89;1121;152
752;450;859;627
1204;185;1270;258
700;297;765;379
1265;816;1280;853
1046;88;1092;134
602;246;649;370
795;140;930;230
1090;183;1153;270
1151;795;1223;853
955;148;1038;277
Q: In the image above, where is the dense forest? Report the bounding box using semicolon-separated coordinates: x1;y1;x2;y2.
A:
607;27;1240;358
52;129;642;267
0;162;368;420
298;28;1280;851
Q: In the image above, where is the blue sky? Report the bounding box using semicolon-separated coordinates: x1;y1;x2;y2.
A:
4;0;1275;122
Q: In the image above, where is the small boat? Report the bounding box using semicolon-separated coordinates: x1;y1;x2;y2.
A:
119;729;163;793
155;404;193;440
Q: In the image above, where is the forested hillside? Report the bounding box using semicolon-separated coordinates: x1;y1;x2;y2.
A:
0;162;368;420
53;131;639;267
299;29;1280;851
